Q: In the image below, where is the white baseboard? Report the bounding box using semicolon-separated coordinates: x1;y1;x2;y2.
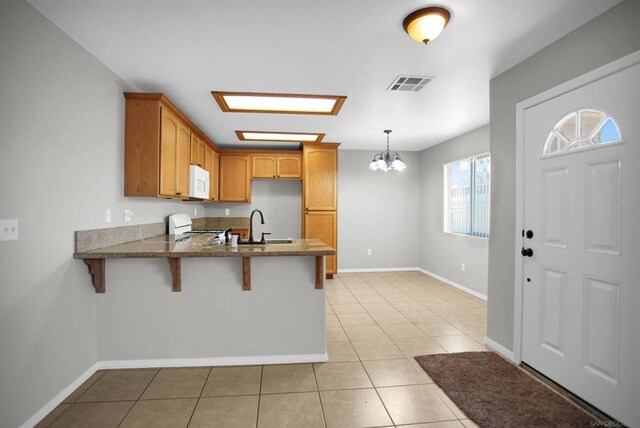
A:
97;353;328;369
24;352;327;427
484;337;515;361
338;267;420;273
417;268;487;301
20;362;102;428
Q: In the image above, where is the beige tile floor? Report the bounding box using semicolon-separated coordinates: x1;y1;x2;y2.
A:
37;272;486;428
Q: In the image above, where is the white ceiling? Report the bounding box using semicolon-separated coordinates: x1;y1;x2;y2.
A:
28;0;620;151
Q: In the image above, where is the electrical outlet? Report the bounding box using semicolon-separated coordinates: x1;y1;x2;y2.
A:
106;209;112;224
194;208;198;216
124;209;133;223
225;209;230;216
367;248;372;256
461;263;466;272
0;219;19;241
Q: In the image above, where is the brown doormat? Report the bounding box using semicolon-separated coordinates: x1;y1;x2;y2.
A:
415;352;598;428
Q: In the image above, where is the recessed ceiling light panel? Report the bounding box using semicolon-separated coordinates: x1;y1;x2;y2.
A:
236;131;325;143
212;91;346;115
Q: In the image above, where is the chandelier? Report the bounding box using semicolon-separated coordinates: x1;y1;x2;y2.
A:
368;130;407;172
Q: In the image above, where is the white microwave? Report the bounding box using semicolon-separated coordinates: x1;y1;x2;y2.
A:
189;165;210;199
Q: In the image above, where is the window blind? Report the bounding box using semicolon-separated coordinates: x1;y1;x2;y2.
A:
444;153;490;238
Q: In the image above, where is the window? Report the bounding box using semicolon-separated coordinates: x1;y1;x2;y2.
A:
444;153;490;238
543;109;621;156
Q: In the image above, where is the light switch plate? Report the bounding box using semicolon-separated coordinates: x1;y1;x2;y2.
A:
225;209;230;216
106;209;112;224
0;219;19;241
124;209;133;223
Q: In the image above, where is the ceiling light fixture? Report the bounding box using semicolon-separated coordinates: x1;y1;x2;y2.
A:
402;7;451;44
369;130;406;172
236;131;325;143
212;92;346;115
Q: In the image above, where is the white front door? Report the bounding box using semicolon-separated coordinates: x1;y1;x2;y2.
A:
521;61;640;426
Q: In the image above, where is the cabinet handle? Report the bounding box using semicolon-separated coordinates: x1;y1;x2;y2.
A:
176;192;181;196
273;175;275;178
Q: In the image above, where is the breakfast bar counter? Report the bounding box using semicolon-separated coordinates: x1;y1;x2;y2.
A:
74;236;335;293
73;236;335;258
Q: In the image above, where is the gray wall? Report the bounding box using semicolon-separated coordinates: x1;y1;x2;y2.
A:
488;0;640;351
419;126;489;296
204;180;302;239
337;150;421;270
0;1;204;426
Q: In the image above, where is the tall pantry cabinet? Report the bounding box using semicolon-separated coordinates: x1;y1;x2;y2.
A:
302;143;339;276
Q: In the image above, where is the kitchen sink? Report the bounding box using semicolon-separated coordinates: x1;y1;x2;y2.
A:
237;239;294;246
266;239;294;244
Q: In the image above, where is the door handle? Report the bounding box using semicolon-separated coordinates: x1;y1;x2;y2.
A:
521;247;533;257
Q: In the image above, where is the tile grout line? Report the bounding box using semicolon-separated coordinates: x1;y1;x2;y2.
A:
185;366;213;427
255;365;263;428
311;361;328;428
41;370;108;428
117;368;161;427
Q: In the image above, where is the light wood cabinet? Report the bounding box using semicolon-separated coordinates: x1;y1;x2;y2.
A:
304;211;337;274
124;93;220;200
252;156;277;178
277;156;302;178
204;145;219;201
190;134;207;168
159;106;191;198
302;143;339;275
303;147;337;210
219;155;251;202
252;155;301;179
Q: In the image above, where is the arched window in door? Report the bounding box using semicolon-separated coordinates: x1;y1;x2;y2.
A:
543;109;621;156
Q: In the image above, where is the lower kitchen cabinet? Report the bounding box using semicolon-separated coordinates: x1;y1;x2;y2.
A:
303;210;337;274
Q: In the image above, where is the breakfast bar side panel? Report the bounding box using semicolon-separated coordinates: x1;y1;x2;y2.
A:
97;256;326;362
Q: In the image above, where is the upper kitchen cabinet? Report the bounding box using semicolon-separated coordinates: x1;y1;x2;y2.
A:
159;107;191;197
190;134;207;168
124;93;220;199
251;153;301;179
277;155;302;178
303;145;338;210
219;154;251;202
205;146;220;202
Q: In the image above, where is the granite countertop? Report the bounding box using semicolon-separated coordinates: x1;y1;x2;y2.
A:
74;236;335;259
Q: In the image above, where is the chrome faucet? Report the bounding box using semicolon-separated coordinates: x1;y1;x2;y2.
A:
248;209;265;243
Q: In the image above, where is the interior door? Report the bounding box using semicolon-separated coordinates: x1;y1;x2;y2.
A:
521;62;639;426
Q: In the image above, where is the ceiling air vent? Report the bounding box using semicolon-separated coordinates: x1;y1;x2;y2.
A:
387;75;432;92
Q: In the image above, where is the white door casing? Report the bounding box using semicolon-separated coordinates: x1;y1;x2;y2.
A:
514;51;640;426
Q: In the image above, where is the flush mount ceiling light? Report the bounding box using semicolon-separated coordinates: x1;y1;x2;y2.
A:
402;7;451;44
212;92;347;115
236;131;325;143
369;130;406;172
